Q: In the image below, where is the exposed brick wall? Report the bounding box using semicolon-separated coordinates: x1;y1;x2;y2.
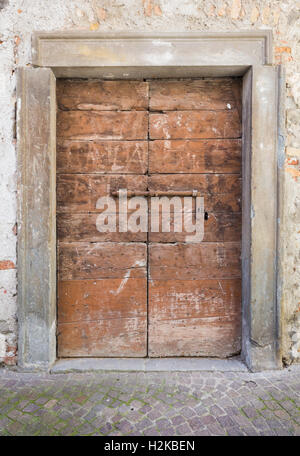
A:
0;0;299;366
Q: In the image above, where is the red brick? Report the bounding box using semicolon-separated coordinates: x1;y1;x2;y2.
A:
0;260;15;270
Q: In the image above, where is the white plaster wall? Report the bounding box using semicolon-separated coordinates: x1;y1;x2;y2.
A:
0;0;299;365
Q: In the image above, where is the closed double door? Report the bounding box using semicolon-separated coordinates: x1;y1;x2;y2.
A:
56;78;242;358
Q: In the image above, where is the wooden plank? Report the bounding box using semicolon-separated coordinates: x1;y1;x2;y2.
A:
57;80;149;111
149;174;241;193
57;213;147;242
58;278;147;323
149;194;241;213
58;317;147;357
149;110;241;139
149;278;241;320
57;174;148;213
149;212;241;243
57;173;90;212
149;139;241;174
149;242;241;280
57;110;148;140
149;174;242;212
149;78;241;111
57;212;241;243
57;174;241;214
231;78;243;122
58;242;147;280
148;315;241;357
57;140;148;174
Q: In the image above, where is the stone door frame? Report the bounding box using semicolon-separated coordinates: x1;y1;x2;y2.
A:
17;31;283;371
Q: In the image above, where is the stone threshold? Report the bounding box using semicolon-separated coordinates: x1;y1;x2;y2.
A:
51;357;248;374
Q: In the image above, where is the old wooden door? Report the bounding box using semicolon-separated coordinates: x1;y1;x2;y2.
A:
56;78;242;358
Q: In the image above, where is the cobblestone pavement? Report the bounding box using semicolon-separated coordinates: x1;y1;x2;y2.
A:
0;366;299;436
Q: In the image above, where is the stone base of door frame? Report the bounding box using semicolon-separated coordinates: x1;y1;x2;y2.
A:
50;357;248;374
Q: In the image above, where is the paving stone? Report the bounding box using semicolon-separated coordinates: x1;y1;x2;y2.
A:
171;415;185;426
143;426;161;436
0;367;299;436
44;399;57;409
209;423;228;435
189;416;205;431
209;404;225;417
136;417;153;431
147;409;162;421
98;422;113;435
22;403;40;413
201;414;217;426
217;414;235;428
76;422;96;435
227;427;245;436
180;406;197;418
242;405;259;419
175;423;192;435
125;410;141;423
139;404;152;414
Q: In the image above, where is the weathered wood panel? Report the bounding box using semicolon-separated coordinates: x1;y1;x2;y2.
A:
149;79;240;111
231;77;243;122
57;174;148;213
58;277;147;357
149;279;241;319
149;195;241;214
149;139;241;174
59;242;147;280
149;173;241;193
148;316;241;357
149;242;241;280
57;80;149;111
58;212;241;243
57;110;148;140
56;79;150;358
149;110;241;139
149;174;242;212
57;140;148;174
56;174;241;214
58;278;147;323
149;212;241;243
58;317;147;357
58;276;147;357
57;213;147;242
56;77;243;359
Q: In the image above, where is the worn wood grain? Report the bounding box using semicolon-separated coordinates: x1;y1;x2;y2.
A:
149;174;242;212
58;278;147;323
231;78;243;123
57;140;148;174
58;242;147;280
149;174;241;193
57;110;148;140
57;174;148;213
56;77;243;359
149;78;241;111
57;80;149;111
149;110;241;139
149;212;241;243
149;242;241;280
149;278;241;320
57;212;241;243
58;317;147;357
149;139;241;174
148;315;241;357
57;213;147;242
